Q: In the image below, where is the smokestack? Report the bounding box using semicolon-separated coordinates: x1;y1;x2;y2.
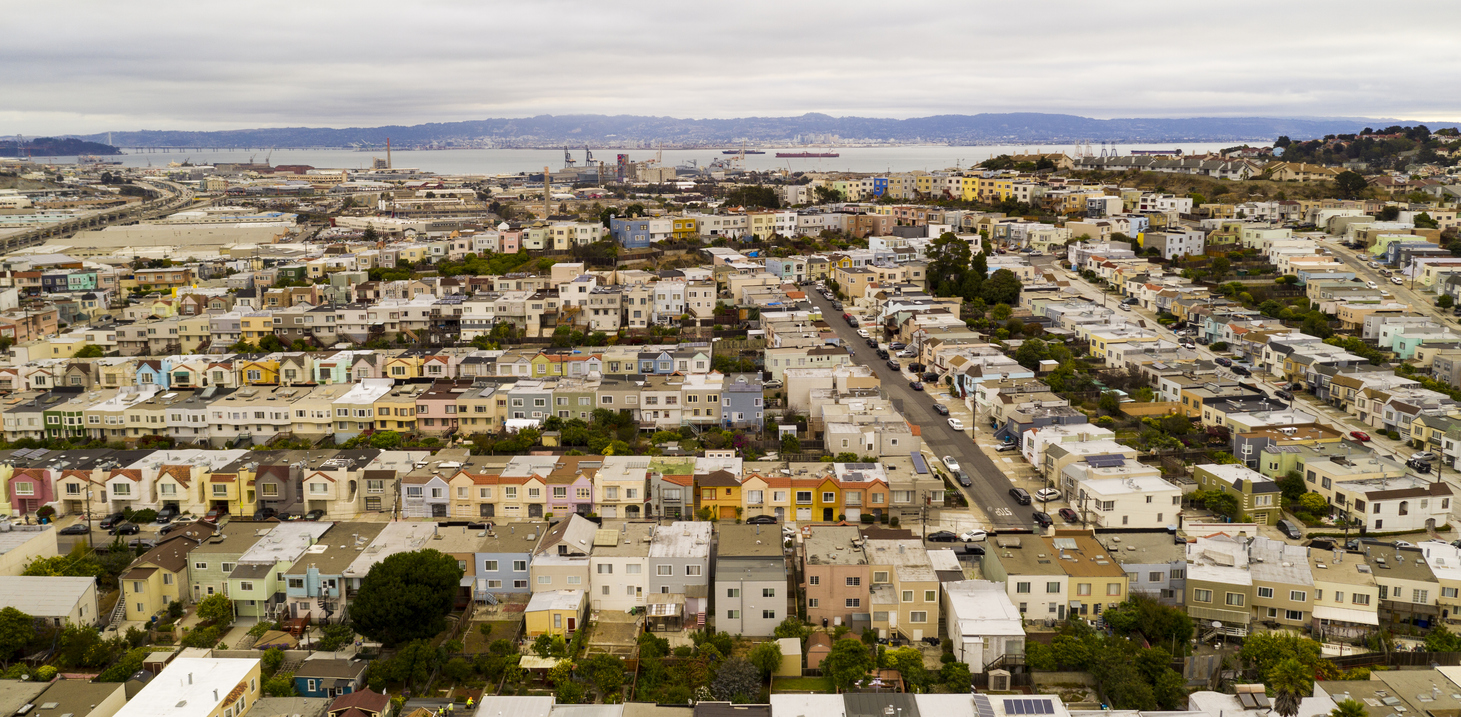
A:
386;138;392;170
544;166;551;219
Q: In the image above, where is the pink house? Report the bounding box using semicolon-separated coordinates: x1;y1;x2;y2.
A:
500;230;522;254
416;379;474;435
10;468;54;516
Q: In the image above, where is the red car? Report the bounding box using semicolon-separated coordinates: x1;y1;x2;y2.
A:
1350;431;1371;442
203;508;224;523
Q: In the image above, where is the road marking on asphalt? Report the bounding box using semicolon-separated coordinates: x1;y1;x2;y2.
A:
991;507;1012;517
1002;458;1015;463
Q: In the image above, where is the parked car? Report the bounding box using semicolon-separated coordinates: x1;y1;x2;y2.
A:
304;509;326;521
996;442;1020;452
925;530;959;543
942;456;961;472
953;470;972;488
109;522;140;536
1394;540;1415;548
831;301;843;310
886;360;901;370
158;523;181;537
204;508;224;524
1349;430;1371;442
960;529;987;542
99;512;125;530
1009;488;1031;505
128;538;158;550
1412;451;1437;462
1366;281;1378;289
1275;389;1293;400
1392;276;1404;285
1058;508;1080;523
1214;357;1232;367
746;515;778;525
1231;365;1252;377
857;329;869;338
876;350;889;360
947;418;965;430
764;379;784;390
1032;511;1053;528
1034;488;1061;502
59;523;90;535
1117;304;1130;311
932;404;950;416
909;381;924;391
1277;519;1303;540
889;342;906;350
253;506;277;521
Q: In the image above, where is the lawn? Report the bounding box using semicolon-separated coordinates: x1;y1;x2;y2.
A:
462;620;520;654
772;676;834;693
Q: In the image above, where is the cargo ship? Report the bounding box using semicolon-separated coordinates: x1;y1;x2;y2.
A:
776;151;839;158
722;149;765;154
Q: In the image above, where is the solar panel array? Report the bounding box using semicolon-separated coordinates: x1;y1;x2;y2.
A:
1003;699;1054;715
973;695;995;717
1085;454;1126;468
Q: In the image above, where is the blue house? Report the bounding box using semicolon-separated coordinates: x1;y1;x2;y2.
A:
293;658;367;698
610;218;653;249
136;359;171;389
472;522;546;599
872;177;888;198
637;350;675;375
722;373;765;430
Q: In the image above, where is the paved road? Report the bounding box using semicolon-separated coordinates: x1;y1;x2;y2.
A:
803;290;1035;532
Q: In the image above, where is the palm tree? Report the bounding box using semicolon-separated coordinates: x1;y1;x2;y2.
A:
1269;658;1311;717
1332;698;1368;717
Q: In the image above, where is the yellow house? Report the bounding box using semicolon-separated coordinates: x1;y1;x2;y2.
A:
239;313;274;342
178;316;212;354
696;469;742;521
120;524;216;622
833;266;876;299
812;476;843;523
374;383;426;432
524;589;586;637
238;359;279;386
384;355;423;380
529;353;565;378
207;470;253;518
672;217;699;239
747;212;778;240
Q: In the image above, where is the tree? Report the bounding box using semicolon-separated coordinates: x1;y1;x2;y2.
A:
711;657;762;703
1270;658;1312;717
884;647;930;691
1194;489;1241;520
822;638;874;690
1440;295;1455;309
1210;257;1231;281
1099;391;1122;416
1426;624;1461;651
350;549;462;647
74;344;105;358
1297;492;1329;516
581;653;626;699
1240;631;1324;675
1335;171;1368;199
0;607;32;661
1332;699;1369;717
981;269;1022;305
1014;339;1050;370
926;232;973;296
748;640;783;677
197;593;234;625
773;616;808;640
263;674;297;697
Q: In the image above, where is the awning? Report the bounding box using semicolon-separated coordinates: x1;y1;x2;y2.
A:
1312;605;1380;626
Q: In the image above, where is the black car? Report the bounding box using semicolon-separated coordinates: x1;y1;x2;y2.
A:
746;515;778;525
1058;508;1079;522
109;522;140;536
158;523;179;537
866;338;878;348
886;360;901;370
876;349;889;359
909;382;924;391
925;530;959;543
961;544;986;557
1277;519;1303;540
304;509;326;521
953;470;972;487
59;523;90;535
1231;365;1252;377
98;511;125;530
1275;389;1293;400
156;505;179;523
253;506;278;521
922;372;938;382
1009;487;1031;505
1214;357;1233;367
1032;511;1053;528
932;404;950;416
908;363;924;372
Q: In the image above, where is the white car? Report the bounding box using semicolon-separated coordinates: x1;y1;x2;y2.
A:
1366;281;1377;289
1394;540;1414;548
947;418;965;431
1391;276;1404;285
1034;488;1061;502
942;456;961;472
960;529;988;543
857;329;869;338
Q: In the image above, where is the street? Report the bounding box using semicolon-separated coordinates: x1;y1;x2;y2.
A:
803;289;1037;532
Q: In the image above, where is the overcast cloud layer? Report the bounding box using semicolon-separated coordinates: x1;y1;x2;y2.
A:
6;0;1461;135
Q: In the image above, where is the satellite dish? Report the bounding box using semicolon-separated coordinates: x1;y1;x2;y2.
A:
1211;621;1223;629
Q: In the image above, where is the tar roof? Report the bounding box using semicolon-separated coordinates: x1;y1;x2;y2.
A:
804;526;867;566
717;524;784;558
648;522;712;559
285;523;388;576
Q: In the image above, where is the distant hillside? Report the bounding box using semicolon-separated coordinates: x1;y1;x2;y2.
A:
66;113;1457;149
0;137;121;157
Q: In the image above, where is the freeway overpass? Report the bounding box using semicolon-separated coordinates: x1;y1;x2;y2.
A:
0;179;197;253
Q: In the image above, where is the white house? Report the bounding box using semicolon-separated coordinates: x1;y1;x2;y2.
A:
943;580;1025;673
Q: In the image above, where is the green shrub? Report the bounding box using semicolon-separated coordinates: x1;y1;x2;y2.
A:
35;665;57;681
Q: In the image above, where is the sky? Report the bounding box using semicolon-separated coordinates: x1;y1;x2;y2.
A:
6;0;1461;135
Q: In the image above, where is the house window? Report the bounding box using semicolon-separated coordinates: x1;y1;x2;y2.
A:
762;588;775;597
727;610;740;619
845;598;861;608
727;588;740;598
1226;592;1245;607
485;561;499;571
909;611;927;623
657;565;673;576
874;571;889;583
762;610;776;619
1258;587;1274;599
845;577;860;587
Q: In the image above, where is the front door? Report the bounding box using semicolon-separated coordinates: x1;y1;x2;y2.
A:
822;508;834;522
567;617;576;632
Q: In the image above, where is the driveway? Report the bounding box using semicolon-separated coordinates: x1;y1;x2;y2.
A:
805;291;1036;532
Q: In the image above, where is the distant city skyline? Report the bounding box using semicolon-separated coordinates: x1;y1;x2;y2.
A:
6;0;1461;135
